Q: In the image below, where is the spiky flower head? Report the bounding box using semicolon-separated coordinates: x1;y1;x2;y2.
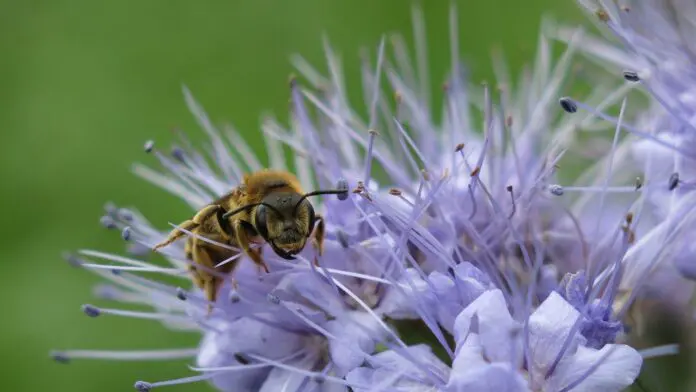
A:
52;5;687;392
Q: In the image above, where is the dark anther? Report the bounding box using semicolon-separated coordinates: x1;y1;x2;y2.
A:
82;304;101;318
51;351;70;364
100;216;117;230
134;381;152;392
336;178;349;201
559;97;577;113
234;353;250;365
668;172;680;191
623;70;640;82
143;140;155;153
121;227;132;241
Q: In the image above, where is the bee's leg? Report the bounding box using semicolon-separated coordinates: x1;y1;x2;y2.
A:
184;240;205;291
190;242;222;315
234;220;269;274
310;214;325;266
153;205;221;251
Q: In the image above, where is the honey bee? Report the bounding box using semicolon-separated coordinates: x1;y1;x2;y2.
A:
153;169;348;307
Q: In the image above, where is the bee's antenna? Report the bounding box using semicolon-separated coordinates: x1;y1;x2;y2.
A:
222;202;281;220
294;187;349;213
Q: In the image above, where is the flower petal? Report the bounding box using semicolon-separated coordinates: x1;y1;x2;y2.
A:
325;311;386;376
545;344;642;392
447;333;530;392
528;291;585;377
452;289;521;364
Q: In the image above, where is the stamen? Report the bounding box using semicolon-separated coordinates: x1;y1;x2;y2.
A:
176;288;187;301
623;70;640;82
559;97;578;113
467;184;478;219
635;177;643;190
336;178;349;200
244;353;363;388
234;353;250;365
549;184;564;196
170;147;186;163
640;344;679;359
50;348;197;362
63;252;83;268
82;305;190;323
363;129;378;188
506;185;516;219
267;292;281;305
82;304;101;318
100;216;117;230
144;140;155;153
121;227;132;241
118;209;134;222
560;185;638;193
80;263;185;276
668;172;680;190
135;373;216;390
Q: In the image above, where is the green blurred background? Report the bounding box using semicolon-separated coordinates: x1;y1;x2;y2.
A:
0;1;624;391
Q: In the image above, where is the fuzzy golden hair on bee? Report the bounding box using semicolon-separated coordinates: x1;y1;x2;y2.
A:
152;169;349;312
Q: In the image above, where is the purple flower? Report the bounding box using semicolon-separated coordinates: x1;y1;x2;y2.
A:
550;1;696;320
51;4;685;392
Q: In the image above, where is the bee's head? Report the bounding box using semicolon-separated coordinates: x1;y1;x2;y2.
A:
223;180;349;260
254;192;314;260
255;181;349;260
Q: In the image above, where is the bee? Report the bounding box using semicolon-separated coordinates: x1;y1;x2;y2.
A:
153;169;349;308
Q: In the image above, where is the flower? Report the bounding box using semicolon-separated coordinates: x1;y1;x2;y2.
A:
52;4;684;392
549;1;696;325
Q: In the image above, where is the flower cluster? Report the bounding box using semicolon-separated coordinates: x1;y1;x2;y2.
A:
553;0;696;316
53;4;693;392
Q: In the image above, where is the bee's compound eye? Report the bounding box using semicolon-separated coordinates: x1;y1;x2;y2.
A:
336;178;349;201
